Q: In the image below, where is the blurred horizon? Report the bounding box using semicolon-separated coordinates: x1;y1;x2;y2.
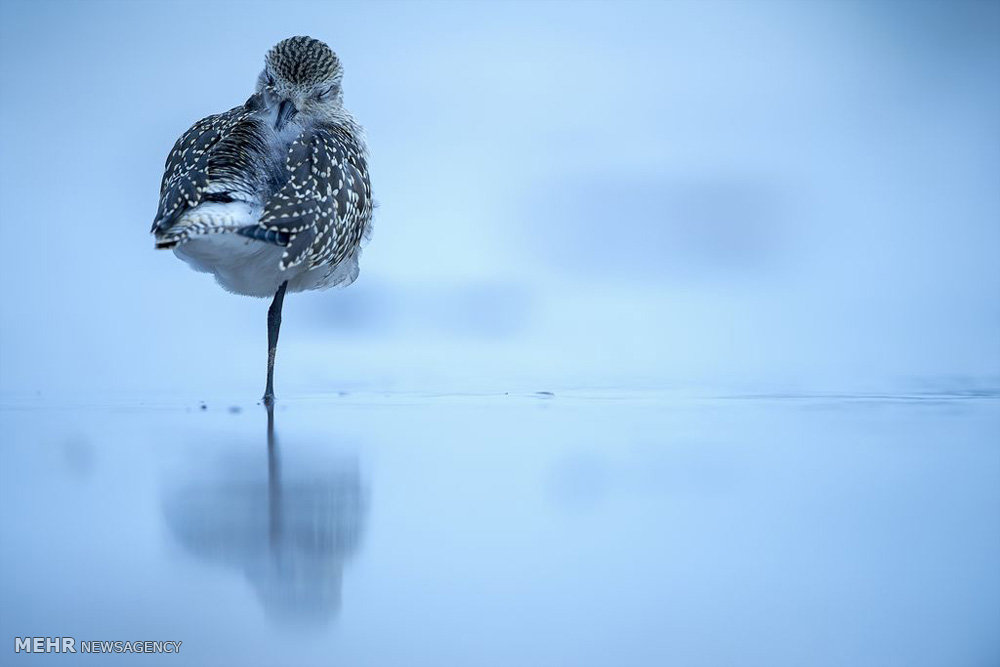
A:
1;0;998;398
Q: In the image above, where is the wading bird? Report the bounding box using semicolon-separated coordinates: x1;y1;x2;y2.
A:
152;37;372;404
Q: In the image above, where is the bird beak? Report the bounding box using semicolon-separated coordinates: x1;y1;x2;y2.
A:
275;99;298;130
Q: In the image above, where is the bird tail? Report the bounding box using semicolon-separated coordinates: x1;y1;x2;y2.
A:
155;237;181;250
152;201;258;249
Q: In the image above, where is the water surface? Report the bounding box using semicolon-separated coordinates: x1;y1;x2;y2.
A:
1;393;998;665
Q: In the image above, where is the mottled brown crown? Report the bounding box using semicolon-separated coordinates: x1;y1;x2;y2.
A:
266;36;341;86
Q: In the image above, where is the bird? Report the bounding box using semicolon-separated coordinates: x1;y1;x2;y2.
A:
151;36;373;404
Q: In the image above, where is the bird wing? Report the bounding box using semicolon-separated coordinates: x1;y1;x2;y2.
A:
245;125;371;271
152;96;267;236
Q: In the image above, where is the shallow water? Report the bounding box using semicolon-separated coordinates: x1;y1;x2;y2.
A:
1;392;998;666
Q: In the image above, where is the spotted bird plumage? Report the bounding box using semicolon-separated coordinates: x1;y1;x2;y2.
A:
152;36;372;298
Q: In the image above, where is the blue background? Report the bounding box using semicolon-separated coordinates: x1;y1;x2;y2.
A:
0;3;998;666
1;0;997;398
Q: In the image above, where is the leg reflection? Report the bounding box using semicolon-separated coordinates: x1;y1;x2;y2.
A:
163;403;367;629
267;402;282;550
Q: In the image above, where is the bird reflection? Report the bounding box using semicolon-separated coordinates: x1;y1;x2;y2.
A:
163;403;366;628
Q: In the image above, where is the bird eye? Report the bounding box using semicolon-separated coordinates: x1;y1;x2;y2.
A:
265;73;275;86
317;85;335;100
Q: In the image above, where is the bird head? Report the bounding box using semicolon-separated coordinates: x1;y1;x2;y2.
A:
257;36;344;130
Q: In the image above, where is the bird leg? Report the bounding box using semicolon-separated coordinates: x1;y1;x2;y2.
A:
263;281;288;405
